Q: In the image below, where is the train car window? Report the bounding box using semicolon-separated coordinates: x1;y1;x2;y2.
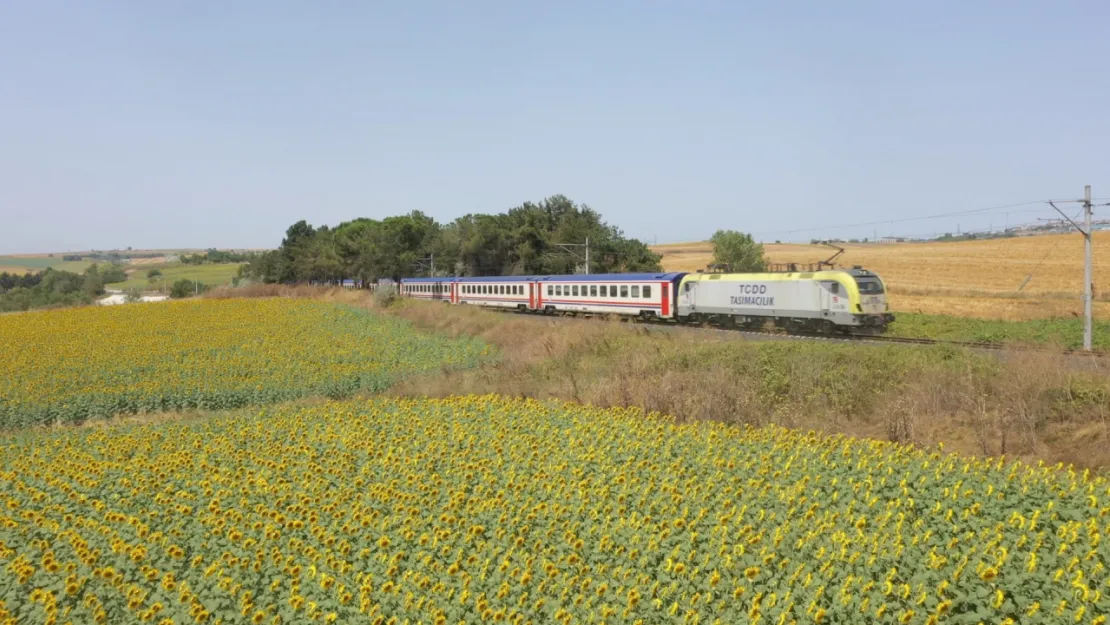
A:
643;285;651;298
855;278;884;294
547;285;553;296
598;286;606;297
610;285;617;296
571;285;577;296
631;286;640;298
590;285;597;297
620;285;629;298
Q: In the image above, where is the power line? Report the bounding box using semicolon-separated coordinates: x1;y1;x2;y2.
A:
750;199;1071;238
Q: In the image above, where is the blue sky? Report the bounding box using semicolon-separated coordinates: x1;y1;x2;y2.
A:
1;1;1108;253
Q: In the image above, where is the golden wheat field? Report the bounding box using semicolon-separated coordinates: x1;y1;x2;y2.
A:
652;232;1110;320
2;395;1108;625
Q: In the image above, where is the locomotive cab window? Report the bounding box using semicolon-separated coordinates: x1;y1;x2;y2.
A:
855;278;884;294
831;283;839;294
643;285;651;298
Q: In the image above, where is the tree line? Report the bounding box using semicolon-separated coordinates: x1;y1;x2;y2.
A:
180;249;256;265
0;263;126;312
242;195;663;284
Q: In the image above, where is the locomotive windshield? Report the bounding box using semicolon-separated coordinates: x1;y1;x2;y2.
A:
855;277;885;294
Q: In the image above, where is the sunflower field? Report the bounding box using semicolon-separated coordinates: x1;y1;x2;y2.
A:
0;299;491;428
1;395;1107;624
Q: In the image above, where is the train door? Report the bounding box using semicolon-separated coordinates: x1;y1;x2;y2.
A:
451;283;458;304
528;283;535;309
681;280;696;311
660;282;670;317
819;281;839;314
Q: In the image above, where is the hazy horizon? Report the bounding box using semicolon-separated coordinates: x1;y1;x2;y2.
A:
3;1;1109;254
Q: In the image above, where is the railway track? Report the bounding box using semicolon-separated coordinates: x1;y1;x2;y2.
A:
486;307;1106;358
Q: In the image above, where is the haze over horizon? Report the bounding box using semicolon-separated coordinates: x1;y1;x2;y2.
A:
2;1;1109;254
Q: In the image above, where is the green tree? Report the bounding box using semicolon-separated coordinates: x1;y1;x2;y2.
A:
241;196;661;283
169;279;196;298
709;230;767;272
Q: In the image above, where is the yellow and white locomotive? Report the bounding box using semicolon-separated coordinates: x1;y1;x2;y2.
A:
676;266;893;334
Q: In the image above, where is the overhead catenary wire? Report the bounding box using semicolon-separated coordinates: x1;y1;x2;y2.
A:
749;199;1053;239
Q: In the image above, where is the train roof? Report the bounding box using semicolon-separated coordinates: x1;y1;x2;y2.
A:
400;273;687;283
535;272;685;282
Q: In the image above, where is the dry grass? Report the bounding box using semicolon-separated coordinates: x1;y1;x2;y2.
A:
652;232;1110;320
384;299;1110;470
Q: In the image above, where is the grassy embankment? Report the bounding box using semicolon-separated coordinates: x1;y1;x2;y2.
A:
211;285;1110;470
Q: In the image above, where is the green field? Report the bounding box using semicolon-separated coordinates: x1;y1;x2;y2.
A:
890;312;1110;350
112;263;245;291
0;255;94;273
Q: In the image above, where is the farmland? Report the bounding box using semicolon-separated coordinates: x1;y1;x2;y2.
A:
2;394;1108;624
0;256;92;275
0;299;491;428
1;290;1109;625
652;232;1110;321
111;263;245;292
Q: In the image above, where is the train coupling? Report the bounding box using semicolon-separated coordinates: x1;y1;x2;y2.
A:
856;313;895;327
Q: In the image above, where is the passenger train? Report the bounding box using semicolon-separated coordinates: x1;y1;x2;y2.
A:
384;267;894;335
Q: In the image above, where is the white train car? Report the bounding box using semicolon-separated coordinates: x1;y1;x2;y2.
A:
535;273;684;319
456;276;534;310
